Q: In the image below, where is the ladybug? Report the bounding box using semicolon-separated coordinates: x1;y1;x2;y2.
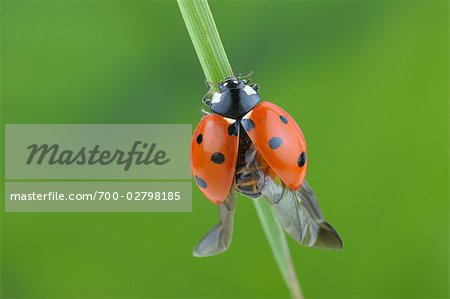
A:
191;75;343;257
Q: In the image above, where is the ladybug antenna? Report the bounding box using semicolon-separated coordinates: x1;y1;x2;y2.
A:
204;80;213;88
241;71;255;84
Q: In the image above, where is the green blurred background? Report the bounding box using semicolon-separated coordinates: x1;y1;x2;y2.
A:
1;0;448;298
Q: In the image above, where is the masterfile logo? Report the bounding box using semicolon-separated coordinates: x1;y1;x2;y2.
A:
26;141;170;171
5;124;191;179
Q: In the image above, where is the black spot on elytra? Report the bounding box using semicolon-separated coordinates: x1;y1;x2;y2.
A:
297;151;306;167
228;122;238;136
195;176;207;189
280;115;288;124
196;134;203;144
241;119;255;131
211;152;225;164
269;137;283;149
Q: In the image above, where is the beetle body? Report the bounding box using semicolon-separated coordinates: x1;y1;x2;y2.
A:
190;76;343;257
191;77;307;204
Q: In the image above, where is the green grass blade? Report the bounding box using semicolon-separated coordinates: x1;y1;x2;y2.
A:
177;0;234;86
253;199;303;299
177;1;303;298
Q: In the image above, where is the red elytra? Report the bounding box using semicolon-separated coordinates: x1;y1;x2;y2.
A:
191;102;307;204
242;102;307;190
190;114;239;204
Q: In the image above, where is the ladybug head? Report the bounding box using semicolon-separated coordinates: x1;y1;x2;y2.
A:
210;77;261;119
217;77;245;92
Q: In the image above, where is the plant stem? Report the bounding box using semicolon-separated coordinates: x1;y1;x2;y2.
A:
253;199;303;299
177;0;234;87
177;1;303;298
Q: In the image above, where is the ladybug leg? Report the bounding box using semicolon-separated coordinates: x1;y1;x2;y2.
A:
202;89;214;106
202;80;216;106
250;83;260;92
202;95;212;106
201;109;210;116
193;191;237;257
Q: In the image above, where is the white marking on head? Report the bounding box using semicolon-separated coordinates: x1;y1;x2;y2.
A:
211;92;221;104
243;85;257;95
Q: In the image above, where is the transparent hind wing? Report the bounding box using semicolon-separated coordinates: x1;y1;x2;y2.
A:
193;190;237;257
261;178;343;250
